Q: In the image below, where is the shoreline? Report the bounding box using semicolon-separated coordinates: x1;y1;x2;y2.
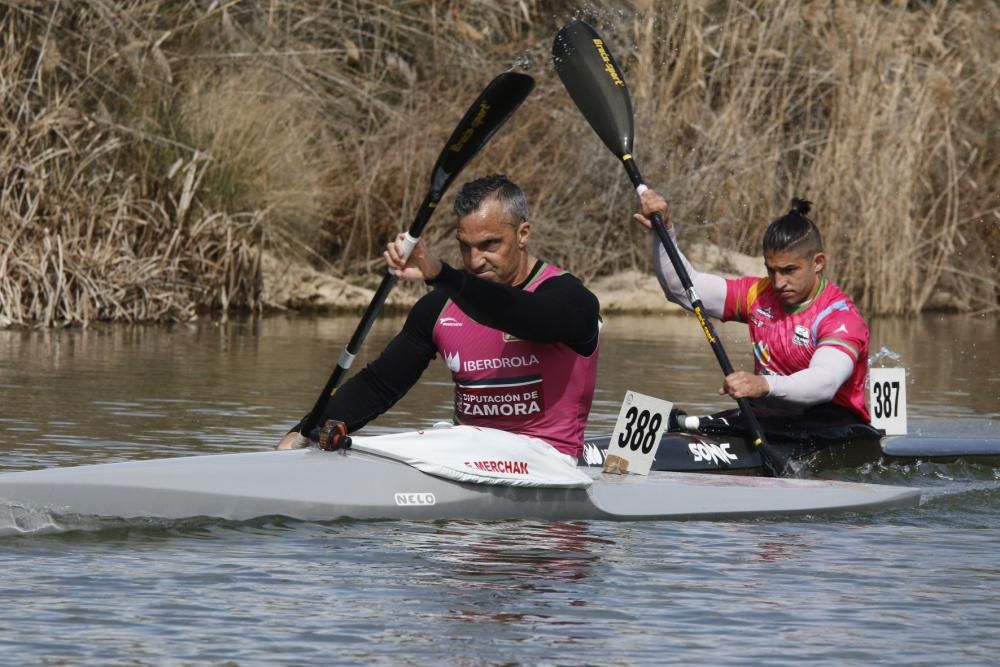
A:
261;242;766;316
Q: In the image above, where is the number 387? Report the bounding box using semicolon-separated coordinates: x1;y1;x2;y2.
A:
872;380;900;419
616;407;662;454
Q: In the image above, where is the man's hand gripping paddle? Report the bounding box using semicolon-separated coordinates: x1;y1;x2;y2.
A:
296;71;535;445
551;20;783;476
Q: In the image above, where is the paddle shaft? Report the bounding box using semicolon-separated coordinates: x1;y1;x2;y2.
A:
621;158;771;457
299;192;437;438
551;20;779;475
297;71;535;442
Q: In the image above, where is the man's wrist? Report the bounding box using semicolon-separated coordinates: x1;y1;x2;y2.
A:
425;261;450;285
425;258;443;281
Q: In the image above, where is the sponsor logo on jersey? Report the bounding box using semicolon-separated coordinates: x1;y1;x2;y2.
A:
793;324;810;347
456;393;542;418
688;441;738;465
444;351;461;372
462;354;540;373
439;316;463;327
394;493;436;506
835;323;849;334
753;306;773;320
464;460;529;475
502;332;522;343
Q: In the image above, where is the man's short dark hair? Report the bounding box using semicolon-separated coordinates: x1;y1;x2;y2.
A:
762;198;824;256
453;174;529;225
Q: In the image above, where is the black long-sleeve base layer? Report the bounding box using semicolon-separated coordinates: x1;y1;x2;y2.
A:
292;260;601;437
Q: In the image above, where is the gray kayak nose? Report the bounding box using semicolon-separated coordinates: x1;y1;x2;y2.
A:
0;443;920;524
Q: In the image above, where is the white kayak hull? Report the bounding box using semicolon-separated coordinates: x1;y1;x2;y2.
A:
0;447;920;522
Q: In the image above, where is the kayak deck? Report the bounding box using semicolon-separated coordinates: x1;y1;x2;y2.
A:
582;417;1000;475
0;447;920;523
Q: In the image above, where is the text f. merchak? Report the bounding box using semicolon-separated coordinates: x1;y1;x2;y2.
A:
394;493;436;506
465;460;530;474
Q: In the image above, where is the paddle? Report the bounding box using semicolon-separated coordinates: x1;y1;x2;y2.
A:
551;20;783;477
296;71;535;445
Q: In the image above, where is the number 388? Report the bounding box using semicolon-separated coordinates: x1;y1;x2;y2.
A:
616;406;662;454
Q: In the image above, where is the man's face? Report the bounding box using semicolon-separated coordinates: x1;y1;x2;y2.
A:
456;196;531;285
764;248;826;307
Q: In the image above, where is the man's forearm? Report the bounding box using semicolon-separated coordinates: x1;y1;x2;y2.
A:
651;227;727;319
764;347;854;405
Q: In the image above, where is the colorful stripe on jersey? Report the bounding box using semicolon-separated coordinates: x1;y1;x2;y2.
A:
812;300;861;361
744;278;771;318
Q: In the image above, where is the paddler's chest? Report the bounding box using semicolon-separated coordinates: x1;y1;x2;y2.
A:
746;296;817;374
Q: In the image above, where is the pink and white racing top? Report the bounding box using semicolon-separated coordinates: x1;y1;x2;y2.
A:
723;276;870;421
431;262;599;458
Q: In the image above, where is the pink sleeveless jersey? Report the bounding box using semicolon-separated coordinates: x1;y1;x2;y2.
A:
431;263;599;458
723;276;871;422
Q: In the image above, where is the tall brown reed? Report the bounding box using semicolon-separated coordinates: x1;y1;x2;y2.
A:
1;0;996;326
616;0;999;314
0;1;263;326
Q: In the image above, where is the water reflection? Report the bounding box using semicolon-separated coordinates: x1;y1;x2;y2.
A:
407;521;607;581
388;521;610;626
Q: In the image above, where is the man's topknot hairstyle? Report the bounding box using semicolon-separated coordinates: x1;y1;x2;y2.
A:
762;197;824;257
453;174;529;226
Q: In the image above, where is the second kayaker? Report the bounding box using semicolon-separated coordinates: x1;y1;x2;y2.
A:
633;188;870;433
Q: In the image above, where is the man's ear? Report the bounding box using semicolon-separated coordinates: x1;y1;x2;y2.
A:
517;221;531;248
812;251;827;273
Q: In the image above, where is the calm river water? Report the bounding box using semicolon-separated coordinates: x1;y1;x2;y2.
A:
0;313;997;665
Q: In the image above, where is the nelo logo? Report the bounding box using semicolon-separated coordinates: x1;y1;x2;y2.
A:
394;493;436;506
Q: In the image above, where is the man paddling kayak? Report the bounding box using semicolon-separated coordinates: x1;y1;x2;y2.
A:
277;174;601;459
634;189;870;431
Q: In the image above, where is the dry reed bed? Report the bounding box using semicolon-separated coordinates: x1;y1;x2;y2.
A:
1;0;996;327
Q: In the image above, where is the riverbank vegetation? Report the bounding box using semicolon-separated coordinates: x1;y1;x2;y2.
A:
2;0;997;326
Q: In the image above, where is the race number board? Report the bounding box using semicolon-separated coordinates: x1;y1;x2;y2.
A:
869;367;907;435
604;391;673;476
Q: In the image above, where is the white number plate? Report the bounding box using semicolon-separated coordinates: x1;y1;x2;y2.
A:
868;367;907;435
604;391;673;476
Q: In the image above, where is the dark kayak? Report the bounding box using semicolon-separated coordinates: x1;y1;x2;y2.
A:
580;414;1000;475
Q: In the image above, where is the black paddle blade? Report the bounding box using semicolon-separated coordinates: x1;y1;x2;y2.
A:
429;71;535;198
552;19;634;159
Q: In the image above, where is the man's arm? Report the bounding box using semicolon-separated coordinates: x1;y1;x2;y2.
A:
634;189;728;319
762;346;855;405
431;262;600;356
651;228;728;320
288;292;444;437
